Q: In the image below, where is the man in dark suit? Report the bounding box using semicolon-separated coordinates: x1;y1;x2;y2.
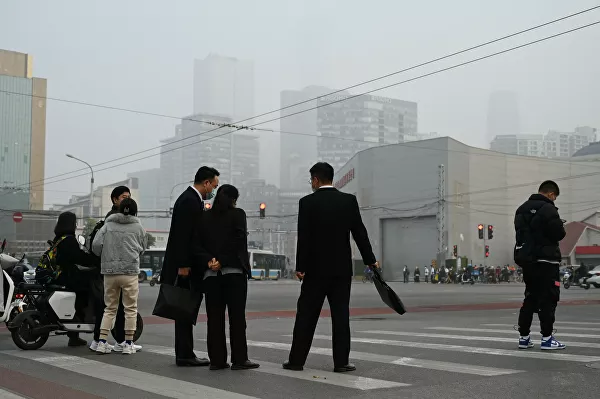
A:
284;162;379;373
161;166;220;366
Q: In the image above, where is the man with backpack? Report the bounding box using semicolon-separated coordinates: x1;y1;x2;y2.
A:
514;180;566;351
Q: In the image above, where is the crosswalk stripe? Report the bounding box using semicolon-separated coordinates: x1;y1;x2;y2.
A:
310;335;600;363
142;344;407;390
482;323;599;332
217;339;521;376
428;327;600;339
2;351;258;399
359;330;600;349
0;388;26;399
554;321;600;326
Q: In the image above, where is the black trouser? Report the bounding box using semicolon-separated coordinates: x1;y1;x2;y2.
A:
289;274;352;367
205;273;248;365
403;274;408;283
518;263;560;337
174;283;204;360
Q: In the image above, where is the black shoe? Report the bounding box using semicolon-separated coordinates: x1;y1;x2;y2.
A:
210;363;231;370
231;361;260;370
67;334;87;347
176;357;211;367
282;360;303;371
334;363;356;373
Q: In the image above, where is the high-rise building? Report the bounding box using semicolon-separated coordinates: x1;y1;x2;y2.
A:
231;133;259;186
279;86;334;189
0;49;47;210
193;53;254;122
486;91;520;145
316;93;418;173
490;127;596;158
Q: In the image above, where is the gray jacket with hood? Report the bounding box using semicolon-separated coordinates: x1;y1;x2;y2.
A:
92;213;147;275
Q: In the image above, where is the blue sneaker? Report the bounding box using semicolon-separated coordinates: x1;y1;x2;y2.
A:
541;336;565;350
518;336;534;349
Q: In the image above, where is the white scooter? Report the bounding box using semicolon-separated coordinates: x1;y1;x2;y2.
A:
1;241;26;324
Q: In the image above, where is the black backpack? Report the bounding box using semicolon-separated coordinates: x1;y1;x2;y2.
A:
514;210;536;267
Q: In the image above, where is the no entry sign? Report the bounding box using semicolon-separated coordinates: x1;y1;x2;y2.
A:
13;212;23;223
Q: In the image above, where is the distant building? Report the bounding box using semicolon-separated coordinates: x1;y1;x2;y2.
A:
193;53;254;121
490;127;597;158
486;91;520;144
316;93;418;172
127;169;166;231
0;49;47;210
231;133;259;186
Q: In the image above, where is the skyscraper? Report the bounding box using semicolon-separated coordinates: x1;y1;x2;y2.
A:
0;49;47;210
486;91;520;145
193;53;255;122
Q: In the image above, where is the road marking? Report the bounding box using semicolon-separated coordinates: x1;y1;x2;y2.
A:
215;339;521;376
310;335;600;363
0;389;26;399
143;345;406;390
428;327;600;339
482;323;600;332
359;330;600;349
2;351;258;399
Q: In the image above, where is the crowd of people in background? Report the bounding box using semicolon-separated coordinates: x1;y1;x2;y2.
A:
402;264;522;284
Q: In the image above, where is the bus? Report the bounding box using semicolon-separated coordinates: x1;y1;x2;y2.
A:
139;247;166;282
248;249;286;280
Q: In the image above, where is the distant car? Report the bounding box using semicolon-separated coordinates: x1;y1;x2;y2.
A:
585;266;600;288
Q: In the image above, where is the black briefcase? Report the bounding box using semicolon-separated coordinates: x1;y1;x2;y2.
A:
372;267;406;315
152;277;203;325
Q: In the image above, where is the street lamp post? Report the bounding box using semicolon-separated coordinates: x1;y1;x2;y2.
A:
66;154;94;218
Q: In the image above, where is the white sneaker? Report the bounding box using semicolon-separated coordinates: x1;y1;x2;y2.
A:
95;341;112;354
121;342;137;355
90;340;115;352
113;342;142;352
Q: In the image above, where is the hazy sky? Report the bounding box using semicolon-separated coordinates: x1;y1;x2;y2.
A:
2;0;599;207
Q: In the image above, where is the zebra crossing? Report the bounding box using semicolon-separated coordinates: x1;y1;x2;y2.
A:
1;319;599;398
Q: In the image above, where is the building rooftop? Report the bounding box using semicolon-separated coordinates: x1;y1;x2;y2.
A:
572;142;600;157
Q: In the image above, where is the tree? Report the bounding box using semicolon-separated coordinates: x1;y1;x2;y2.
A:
145;232;156;249
82;218;98;238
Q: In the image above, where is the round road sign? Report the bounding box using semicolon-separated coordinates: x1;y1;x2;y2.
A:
13;212;23;223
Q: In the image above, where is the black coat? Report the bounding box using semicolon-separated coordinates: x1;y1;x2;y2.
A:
160;187;207;288
199;208;250;274
514;193;566;263
54;234;100;290
296;187;376;277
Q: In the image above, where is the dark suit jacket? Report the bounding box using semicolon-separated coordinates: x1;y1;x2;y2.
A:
199;208;251;274
296;187;376;277
161;187;206;287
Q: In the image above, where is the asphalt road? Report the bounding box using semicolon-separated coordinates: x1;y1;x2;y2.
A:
1;281;600;399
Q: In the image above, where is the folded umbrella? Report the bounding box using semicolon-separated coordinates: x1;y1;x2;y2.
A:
371;267;406;315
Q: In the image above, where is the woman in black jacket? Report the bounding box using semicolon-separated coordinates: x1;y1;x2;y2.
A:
53;211;100;347
201;185;259;371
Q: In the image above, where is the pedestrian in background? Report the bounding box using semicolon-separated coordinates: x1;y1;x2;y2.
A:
93;198;147;355
200;184;260;371
514;180;566;350
424;265;430;283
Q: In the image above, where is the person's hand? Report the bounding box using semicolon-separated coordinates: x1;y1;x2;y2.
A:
296;271;305;281
370;261;380;269
208;258;221;271
178;267;191;277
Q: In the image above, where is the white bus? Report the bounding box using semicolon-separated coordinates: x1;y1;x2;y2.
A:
248;249;286;280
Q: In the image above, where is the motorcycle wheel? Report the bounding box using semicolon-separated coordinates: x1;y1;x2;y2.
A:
583;284;591;290
470;280;475;285
149;280;156;287
563;281;570;289
594;284;600;289
10;312;49;350
111;312;144;342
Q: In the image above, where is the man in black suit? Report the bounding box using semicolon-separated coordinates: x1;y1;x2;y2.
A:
161;166;220;366
284;162;379;373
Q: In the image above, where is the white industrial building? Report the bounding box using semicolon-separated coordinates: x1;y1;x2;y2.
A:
336;137;600;281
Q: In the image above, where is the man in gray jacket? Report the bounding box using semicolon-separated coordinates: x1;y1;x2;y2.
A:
93;198;147;355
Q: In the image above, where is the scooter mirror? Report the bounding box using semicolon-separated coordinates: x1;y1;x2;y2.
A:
77;235;86;246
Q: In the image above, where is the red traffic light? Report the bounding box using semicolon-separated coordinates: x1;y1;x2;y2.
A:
259;203;266;210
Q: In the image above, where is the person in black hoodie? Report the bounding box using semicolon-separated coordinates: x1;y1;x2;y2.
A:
514;180;567;351
53;211;100;347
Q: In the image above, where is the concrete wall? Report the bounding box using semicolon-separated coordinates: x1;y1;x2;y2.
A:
0;50;30;78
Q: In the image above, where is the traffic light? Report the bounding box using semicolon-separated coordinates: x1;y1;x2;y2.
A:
478;224;484;239
259;202;266;219
453;245;458;257
485;245;490;258
488;225;494;240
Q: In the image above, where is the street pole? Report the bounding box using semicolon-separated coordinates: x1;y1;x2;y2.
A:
436;164;446;267
66;154;94;218
169;181;194;215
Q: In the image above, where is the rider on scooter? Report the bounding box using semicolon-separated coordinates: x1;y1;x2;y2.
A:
53;212;101;347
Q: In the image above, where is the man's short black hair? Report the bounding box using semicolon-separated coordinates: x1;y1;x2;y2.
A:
538;180;560;196
309;162;334;183
110;186;130;202
194;166;220;184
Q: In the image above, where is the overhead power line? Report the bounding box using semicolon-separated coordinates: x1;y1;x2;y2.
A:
5;18;598;195
1;6;599;190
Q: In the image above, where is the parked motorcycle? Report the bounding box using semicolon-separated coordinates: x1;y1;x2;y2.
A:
149;272;161;287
